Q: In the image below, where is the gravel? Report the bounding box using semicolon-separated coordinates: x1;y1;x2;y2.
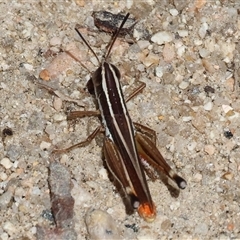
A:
1;1;240;239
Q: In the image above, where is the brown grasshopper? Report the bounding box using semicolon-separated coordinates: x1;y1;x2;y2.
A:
52;13;186;222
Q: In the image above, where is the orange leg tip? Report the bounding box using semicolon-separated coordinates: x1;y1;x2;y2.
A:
138;203;156;223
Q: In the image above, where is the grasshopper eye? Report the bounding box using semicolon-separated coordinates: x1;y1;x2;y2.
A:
87;78;94;95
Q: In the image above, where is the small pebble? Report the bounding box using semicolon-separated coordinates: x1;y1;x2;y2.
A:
182;116;192;122
227;222;234;231
39;69;50;81
177;45;186;57
31;186;41;195
151;31;173;45
202;58;215;73
3;221;16;235
221;172;233;180
155;66;163;78
161;219;172;231
203;101;213;111
204;85;215;93
126;0;133;9
0;233;8;240
0;157;13;169
173;0;188;11
222;105;233;114
53;113;67;122
23;63;33;71
0;172;8;181
169;8;179;16
53;96;63;111
169;201;180;211
191;111;207;133
193;173;203;182
223;130;233;139
163;43;175;62
198;22;208;39
224;77;234;91
187;141;197;151
204;145;215;155
194;39;203;46
194;0;207;10
85;208;122;240
194;222;208;235
40;141;51;150
98;167;108;180
0;190;13;209
199;48;210;58
177;30;188;37
75;0;85;7
50;36;62;46
141;53;159;67
179;81;189;89
137;40;150;50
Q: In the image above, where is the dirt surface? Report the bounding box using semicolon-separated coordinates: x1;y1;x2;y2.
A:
1;1;240;239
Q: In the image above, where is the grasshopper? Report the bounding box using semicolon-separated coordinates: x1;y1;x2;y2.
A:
53;13;186;222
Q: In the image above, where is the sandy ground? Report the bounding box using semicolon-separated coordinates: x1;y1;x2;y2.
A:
0;0;240;239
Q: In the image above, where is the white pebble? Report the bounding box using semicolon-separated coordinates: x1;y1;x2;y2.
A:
3;221;16;235
222;104;233;113
187;141;197;151
199;48;210;58
203;101;213;111
169;8;178;16
40;141;51;150
133;29;142;40
179;81;189;89
204;145;215;155
0;233;8;240
198;22;209;39
177;45;185;57
178;30;188;37
0;191;13;209
194;223;208;235
182;116;192;122
31;186;41;195
0;172;8;181
53;113;66;122
126;0;133;9
53;96;63;111
155;66;163;78
193;173;203;182
151;31;173;45
85;208;122;240
50;36;62;46
169;201;180;211
98;167;108;180
23;63;33;71
137;40;150;50
0;158;13;169
194;39;203;46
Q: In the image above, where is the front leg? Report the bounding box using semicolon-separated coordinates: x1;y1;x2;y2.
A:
53;126;101;154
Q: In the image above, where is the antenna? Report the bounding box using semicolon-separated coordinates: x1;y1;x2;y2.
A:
75;27;100;64
75;12;130;64
105;13;130;61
